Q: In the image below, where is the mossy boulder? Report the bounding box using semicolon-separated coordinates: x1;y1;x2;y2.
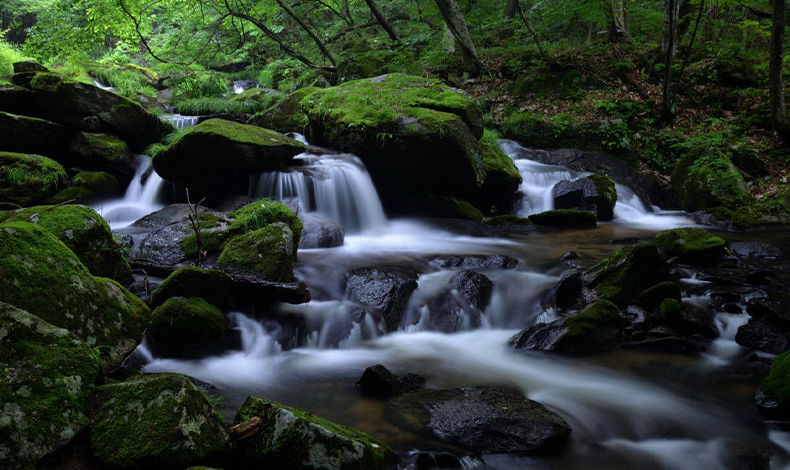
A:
228;199;304;248
22;72;173;151
638;281;682;310
528;209;597;228
671;149;751;211
0;222;150;369
48;171;119;204
233;396;391;470
756;351;790;420
484;215;534;226
148;297;225;357
68;132;137;177
0;302;102;469
0;111;74;155
731;186;790;230
501;111;627;156
0;151;66;206
1;204;132;282
653;228;726;263
401;194;483;221
152;118;305;196
583;243;662;306
303;74;487;202
89;374;229;469
552;174;617;221
249;86;318;133
218;223;295;282
479;130;522;210
12;60;48;74
150;266;232;309
660;298;683;324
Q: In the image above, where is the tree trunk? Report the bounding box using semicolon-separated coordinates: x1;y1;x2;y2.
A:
433;0;483;75
611;0;630;39
363;0;400;42
662;0;679;118
343;0;354;25
505;0;519;18
770;0;789;138
273;0;337;67
517;3;552;64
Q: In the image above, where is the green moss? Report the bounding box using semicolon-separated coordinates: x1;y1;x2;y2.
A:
218;223;295;282
659;298;683;324
169;118;301;148
479;129;522;207
2;205;132;281
671;148;751;211
149;297;225;347
406;194;483;221
638;281;682;310
528;209;597;227
28;71;68;92
149;266;232;309
761;351;790;405
0;151;66;205
49;171;120;204
589;174;617;212
249;86;318;133
89;373;229;469
229;199;303;248
484;215;534;226
731;186;790;229
563;299;624;338
584;243;661;307
179;229;232;259
653;228;726;262
705;206;734;221
70;133;130;162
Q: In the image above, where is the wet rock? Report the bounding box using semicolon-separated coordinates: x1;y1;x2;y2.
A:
730;241;787;259
386;386;571;453
0;151;66;206
49;171;120;205
552;174;617;221
560;251;578;260
723;303;743;314
553;270;583;310
638;281;682;310
672;148;751;211
755;351;790;420
402;451;469;470
89;374;229;469
345;266;419;331
149;265;232;309
299;213;345;248
452;270;493;310
426;254;519;270
583;243;661;307
233;396;391;470
0;302;102;469
652;228;726;264
420;292;481;333
746;292;790;329
0;110;74;156
357;364;426;396
218;222;296;282
528;209;597;228
148;297;226;358
68;132;138;178
676;302;718;338
622;336;706;355
736;320;789;354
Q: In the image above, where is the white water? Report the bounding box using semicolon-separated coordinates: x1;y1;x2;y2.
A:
92;79;115;92
92;155;165;229
161;114;199;130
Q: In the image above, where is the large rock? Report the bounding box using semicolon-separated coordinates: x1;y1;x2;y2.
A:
671;149;751;211
0;302;102;469
149;266;232;309
553;270;583;310
299;213;345;248
529;209;597;228
510;300;626;353
653;228;725;264
0;151;66;206
731;186;790;230
152;118;305;196
453;270;493;311
48;170;119;204
345;266;419;331
68;132;138;178
249;86;319;133
0;222;150;369
1;204;132;282
89;374;229;469
552;174;617;221
303;74;493;204
479;131;522;210
755;351;790;420
217;223;296;282
0;111;74;155
583;243;661;306
233;396;391;470
386;386;571;453
426;254;518;270
356;364;426;397
148;297;226;358
735;320;788;354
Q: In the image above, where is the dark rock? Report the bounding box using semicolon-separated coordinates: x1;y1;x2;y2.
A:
723;303;743;314
345;266;419;331
149;265;233;309
638;281;682;310
560;251;578;260
356;364;426;396
622;336;706;355
736;320;788;354
731;240;785;260
68;132;138;178
552;174;617;221
426;254;518;270
407;451;468;470
553;270;583;310
583;243;661;307
13;60;48;74
452;270;493;310
0;111;75;156
529;209;597;228
386;386;571;453
731;146;770;178
747;292;790;329
299;213;345;248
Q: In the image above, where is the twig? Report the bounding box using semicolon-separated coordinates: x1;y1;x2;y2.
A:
26;199;76;222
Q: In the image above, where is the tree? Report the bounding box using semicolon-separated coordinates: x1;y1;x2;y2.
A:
433;0;483;75
770;0;789;138
505;0;519;18
661;0;680;118
363;0;400;42
610;0;630;40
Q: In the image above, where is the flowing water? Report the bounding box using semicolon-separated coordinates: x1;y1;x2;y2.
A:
161;114;200;130
104;136;790;469
92;155;166;229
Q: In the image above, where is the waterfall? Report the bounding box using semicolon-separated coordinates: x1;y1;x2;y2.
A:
93;155;165;229
233;82;245;94
92;79;115;92
250;141;387;233
161;114;199;130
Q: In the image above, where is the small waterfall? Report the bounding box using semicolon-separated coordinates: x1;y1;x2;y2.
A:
93;155;165;229
514;159;577;215
233;82;245;94
234;313;284;357
92;79;115;92
250;144;387;233
161;114;199;130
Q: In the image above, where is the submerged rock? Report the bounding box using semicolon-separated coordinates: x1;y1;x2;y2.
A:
552;174;617;221
0;151;66;206
149;266;232;309
528;209;597;228
345;266;419;331
148;297;226;358
89;374;229;469
233;396;391;470
653;228;725;264
357;364;426;397
0;302;102;469
386;386;571;453
299;213;344;249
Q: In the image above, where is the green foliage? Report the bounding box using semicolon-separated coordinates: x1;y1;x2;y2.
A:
172;72;229;100
174;97;266;115
0;38;27;81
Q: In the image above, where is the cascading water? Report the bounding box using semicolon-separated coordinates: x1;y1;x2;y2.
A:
161;114;199;130
92;79;115;92
93;155;165;229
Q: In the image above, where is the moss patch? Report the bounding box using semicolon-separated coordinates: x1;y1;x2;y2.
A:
583;243;661;306
731;186;790;229
653;228;726;263
563;299;624;338
149;297;225;347
229;199;303;247
217;223;295;282
671;148;751;211
660;298;683;324
638;281;682;310
0;151;66;205
149;266;232;309
249;86;318;133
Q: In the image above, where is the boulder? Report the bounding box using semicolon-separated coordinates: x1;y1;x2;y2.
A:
386;386;571;453
755;351;790;420
299;213;345;248
0;222;150;369
671;149;751;211
401;194;484;221
0;111;74;155
735;320;788;354
152;119;305;196
1;204;132;282
653;228;726;264
0;83;32;115
228;199;303;249
0;302;102;469
0;151;66;206
552;174;617;221
729;241;787;259
426;254;518;270
511;300;626;353
48;171;119;204
249;86;318;133
217;223;296;282
528;209;597;228
583;243;661;306
68;132;138;178
357;364;426;397
148;297;226;358
12;60;48;74
553;270;583;310
479;132;522;210
452;270;493;311
345;266;419;331
638;281;682;310
149;266;232;309
232;396;391;470
89;374;229;469
731;187;790;230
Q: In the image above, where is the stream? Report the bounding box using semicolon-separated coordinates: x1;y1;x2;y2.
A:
102;120;790;470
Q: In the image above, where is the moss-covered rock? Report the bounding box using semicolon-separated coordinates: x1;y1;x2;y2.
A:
659;298;683;324
552;174;617;221
638;281;682;310
484;214;534;226
68;132;137;177
0;222;150;369
233;396;391;470
528;209;597;228
1;204;132;282
671;149;751;211
149;297;225;356
218;222;295;282
731;186;790;230
401;194;484;221
249;86;318;133
501;111;628;156
479;129;522;210
583;243;661;306
653;228;726;263
228;199;303;248
0;302;102;469
89;373;229;469
149;266;232;309
756;351;790;420
302;74;487;203
152;118;305;195
0;151;66;206
0;110;74;155
48;171;119;204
